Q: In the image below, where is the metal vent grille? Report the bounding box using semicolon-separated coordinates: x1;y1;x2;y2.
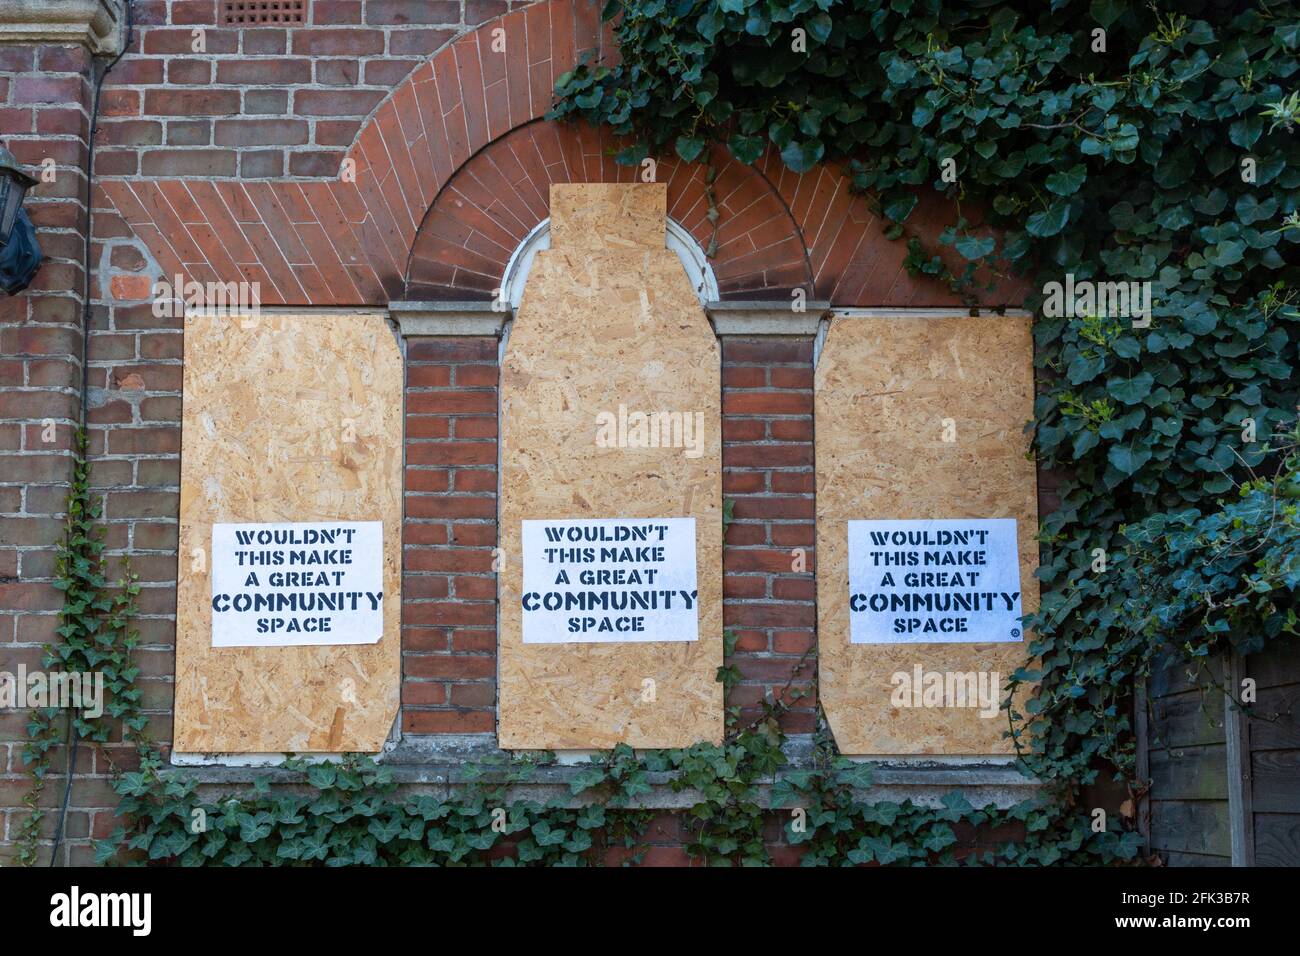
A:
221;1;307;25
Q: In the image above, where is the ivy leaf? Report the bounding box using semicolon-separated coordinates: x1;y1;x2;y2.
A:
1072;428;1100;458
1228;117;1262;149
1026;202;1070;237
1090;0;1125;28
307;764;337;789
223;842;253;866
779;138;824;173
1210;240;1246;267
614;142;649;166
1183;304;1219;334
806;13;833;44
368;815;404;844
238;812;274;844
574;87;603;110
531;820;568;846
1108;443;1152;475
568;765;607;794
675;136;706;163
696;10;723;41
863;835;911;864
1109;371;1154;405
728;133;765;165
1067;352;1105;384
881;191;918;223
1045;164;1087;196
886;58;916;85
922;825;957;852
954;234;995;260
937;790;975;821
1154;149;1194;188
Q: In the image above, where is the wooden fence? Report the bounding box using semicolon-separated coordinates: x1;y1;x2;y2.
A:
1138;637;1300;865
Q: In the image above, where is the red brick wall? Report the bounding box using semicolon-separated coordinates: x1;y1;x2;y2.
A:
97;0;523;179
402;336;499;735
0;42;96;865
722;337;818;733
0;41;93;640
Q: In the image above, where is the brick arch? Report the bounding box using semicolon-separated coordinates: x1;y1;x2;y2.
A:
99;0;613;306
406;119;812;300
97;0;989;308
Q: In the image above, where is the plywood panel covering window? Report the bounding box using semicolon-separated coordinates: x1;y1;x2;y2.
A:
497;183;724;750
174;313;402;753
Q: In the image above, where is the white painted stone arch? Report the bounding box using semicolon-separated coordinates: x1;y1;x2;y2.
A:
501;216;720;309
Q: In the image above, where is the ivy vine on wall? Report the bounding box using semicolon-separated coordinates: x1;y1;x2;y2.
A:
549;0;1300;807
17;435;145;866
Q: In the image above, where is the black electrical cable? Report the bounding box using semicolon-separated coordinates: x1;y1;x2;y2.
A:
48;711;76;866
79;3;134;423
51;0;135;869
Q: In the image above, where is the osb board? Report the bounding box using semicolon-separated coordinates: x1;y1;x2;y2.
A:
174;313;402;753
498;183;723;750
814;315;1038;755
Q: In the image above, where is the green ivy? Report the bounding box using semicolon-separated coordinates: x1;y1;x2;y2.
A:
98;750;659;867
18;434;144;865
546;0;1300;851
97;711;1141;867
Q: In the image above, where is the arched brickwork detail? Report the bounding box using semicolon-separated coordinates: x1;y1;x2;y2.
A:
95;0;1016;308
98;0;612;306
406;120;812;300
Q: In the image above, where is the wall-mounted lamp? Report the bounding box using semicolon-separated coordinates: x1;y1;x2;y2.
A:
0;146;42;295
0;148;38;248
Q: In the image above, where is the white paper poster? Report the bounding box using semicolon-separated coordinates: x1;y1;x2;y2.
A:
210;521;385;647
848;518;1024;644
521;517;699;643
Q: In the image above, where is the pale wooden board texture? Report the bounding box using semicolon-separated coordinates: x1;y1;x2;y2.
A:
174;313;403;753
814;315;1039;755
498;183;723;750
